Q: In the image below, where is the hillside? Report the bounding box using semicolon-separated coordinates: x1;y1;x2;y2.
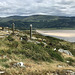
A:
0;29;75;75
0;15;75;29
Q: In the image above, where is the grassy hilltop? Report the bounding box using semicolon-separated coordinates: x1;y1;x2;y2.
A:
0;29;75;75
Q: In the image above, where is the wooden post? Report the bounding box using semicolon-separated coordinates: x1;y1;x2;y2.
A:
12;23;15;34
2;27;4;31
30;24;32;40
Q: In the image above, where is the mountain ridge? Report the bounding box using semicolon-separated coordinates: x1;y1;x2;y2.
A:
0;15;75;29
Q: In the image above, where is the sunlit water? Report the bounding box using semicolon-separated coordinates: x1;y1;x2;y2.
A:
36;30;75;42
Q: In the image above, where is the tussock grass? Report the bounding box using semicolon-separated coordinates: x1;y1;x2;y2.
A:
0;30;74;75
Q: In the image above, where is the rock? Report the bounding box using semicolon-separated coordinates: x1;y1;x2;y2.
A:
20;37;23;41
61;69;75;75
17;62;25;67
54;48;56;51
64;50;73;56
43;39;46;41
58;48;73;56
66;61;70;63
0;71;5;74
35;41;40;44
58;49;64;53
57;65;63;68
32;37;37;40
66;70;75;75
49;70;75;75
13;62;26;68
37;38;42;41
57;64;65;68
42;42;47;46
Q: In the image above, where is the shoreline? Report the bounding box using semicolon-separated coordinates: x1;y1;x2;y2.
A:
36;30;75;42
36;30;75;37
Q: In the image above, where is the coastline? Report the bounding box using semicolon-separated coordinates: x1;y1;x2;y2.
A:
36;30;75;42
36;30;75;37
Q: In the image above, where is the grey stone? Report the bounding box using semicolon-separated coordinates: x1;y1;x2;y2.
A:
35;41;40;44
42;42;47;46
54;48;57;51
13;62;26;68
58;49;73;56
32;37;37;40
0;71;5;74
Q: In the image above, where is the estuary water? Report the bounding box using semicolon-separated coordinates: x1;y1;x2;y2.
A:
36;30;75;42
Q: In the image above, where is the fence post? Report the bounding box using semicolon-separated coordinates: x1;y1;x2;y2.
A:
12;23;15;34
30;24;32;40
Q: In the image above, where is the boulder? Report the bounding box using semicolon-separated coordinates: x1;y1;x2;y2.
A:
58;49;73;56
13;62;26;68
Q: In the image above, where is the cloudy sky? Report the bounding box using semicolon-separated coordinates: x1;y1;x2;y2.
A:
0;0;75;17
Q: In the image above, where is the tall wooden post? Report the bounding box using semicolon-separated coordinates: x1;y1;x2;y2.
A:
30;24;32;40
12;23;15;34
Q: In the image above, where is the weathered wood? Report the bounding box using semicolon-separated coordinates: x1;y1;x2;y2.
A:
12;23;15;34
30;24;32;40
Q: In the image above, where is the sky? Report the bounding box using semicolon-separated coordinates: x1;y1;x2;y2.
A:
0;0;75;17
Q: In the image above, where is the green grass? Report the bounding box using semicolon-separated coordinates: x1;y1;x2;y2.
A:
0;30;74;63
0;34;65;62
0;59;8;62
0;30;74;75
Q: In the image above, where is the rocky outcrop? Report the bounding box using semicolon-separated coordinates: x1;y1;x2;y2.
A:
47;70;75;75
58;49;73;56
59;69;75;75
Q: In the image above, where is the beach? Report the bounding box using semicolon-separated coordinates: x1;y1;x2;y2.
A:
36;30;75;42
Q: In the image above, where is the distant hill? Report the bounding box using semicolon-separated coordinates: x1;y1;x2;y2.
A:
0;15;75;30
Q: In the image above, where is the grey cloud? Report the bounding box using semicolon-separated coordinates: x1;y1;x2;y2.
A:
70;6;75;8
0;0;75;17
53;6;66;9
35;0;44;3
57;1;73;5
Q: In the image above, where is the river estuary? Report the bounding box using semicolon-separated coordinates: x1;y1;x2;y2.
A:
36;30;75;42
